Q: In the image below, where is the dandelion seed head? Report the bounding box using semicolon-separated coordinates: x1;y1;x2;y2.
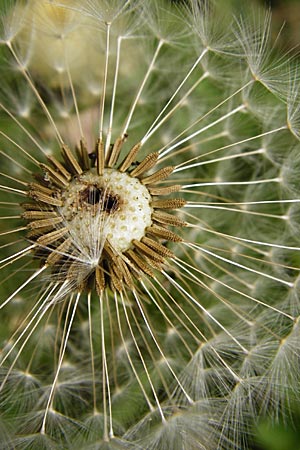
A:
21;137;185;294
1;0;300;448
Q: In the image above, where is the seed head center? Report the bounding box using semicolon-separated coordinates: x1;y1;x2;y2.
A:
60;168;153;253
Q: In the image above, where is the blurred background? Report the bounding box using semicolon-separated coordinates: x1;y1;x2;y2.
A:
238;0;300;53
171;0;300;53
267;0;300;51
1;1;299;449
222;1;300;449
168;1;300;447
217;2;300;449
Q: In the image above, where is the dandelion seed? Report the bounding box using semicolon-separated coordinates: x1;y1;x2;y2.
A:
0;0;300;449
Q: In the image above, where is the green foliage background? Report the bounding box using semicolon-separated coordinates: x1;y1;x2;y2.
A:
0;0;299;449
232;2;300;448
233;2;300;449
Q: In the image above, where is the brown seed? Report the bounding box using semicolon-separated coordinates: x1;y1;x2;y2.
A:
107;136;125;168
152;211;187;227
37;227;68;246
79;138;91;171
148;185;181;196
141;166;174;185
96;138;104;176
28;182;55;196
141;236;174;258
119;142;141;172
117;256;134;289
61;144;83;175
47;155;71;181
151;198;186;210
22;211;58;220
109;263;124;292
40;163;69;187
132;239;165;263
28;190;63;207
125;249;154;277
146;224;183;242
46;238;72;265
130;152;159;177
96;265;106;294
27;216;63;230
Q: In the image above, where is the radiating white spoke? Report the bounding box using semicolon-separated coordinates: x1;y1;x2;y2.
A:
183;203;287;220
99;22;111;144
162;268;249;354
0;228;27;238
173;254;295;321
0;244;35;267
0;284;58;386
113;291;154;414
64;45;84;139
101;291;113;439
0;149;33;173
0;185;26;196
173;126;286;171
0;202;20;207
0;171;28;186
190;199;300;206
6;42;64;145
105;35;122;154
100;291;108;441
0;238;22;250
175;148;264;172
120;290;167;422
182;177;281;188
185;242;294;288
142;70;209;144
133;289;194;404
159;104;245;158
189;223;300;251
0;116;45;160
0;216;20;220
0;265;48;310
87;291;97;414
121;39;164;138
158;80;254;157
41;291;80;434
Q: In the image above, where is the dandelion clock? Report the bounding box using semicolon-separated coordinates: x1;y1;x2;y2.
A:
0;1;300;449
